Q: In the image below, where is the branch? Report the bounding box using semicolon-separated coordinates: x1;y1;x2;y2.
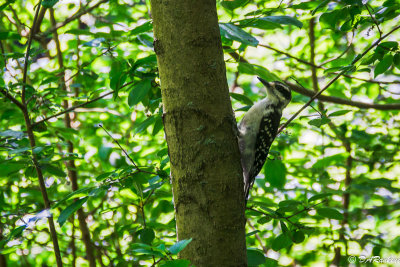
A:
287;82;400;110
0;88;25;110
37;0;108;38
277;25;400;134
223;49;400;111
365;4;382;38
22;1;42;104
259;44;400;85
31;78;136;127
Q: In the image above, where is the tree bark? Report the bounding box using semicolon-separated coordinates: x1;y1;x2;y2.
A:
150;1;247;266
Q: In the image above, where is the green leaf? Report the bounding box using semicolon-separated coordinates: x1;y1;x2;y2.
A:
264;160;286;188
58;197;88;227
308;193;332;202
238;16;302;29
308;116;331;127
292;231;305;243
152;116;163;136
95;172;115;181
313;153;347;169
0;31;21;40
131;21;153;35
394;53;400;69
53;187;94;209
340;19;352;32
42;164;66;177
374;54;393;77
132;55;157;70
134;116;156;135
0;0;15;11
110;60;127;96
24;166;37;178
261;16;302;28
316;208;344;220
290;2;319;10
168;238;192;255
230;93;254;105
265;258;278;267
319;9;346;29
0;162;26;177
219;23;259;47
238;62;280;82
160;260;191;267
8;225;27;239
311;0;329;15
128;80;152;107
139;228;155;245
361;53;379;65
247;249;266;266
221;0;249;10
280;221;289;233
42;0;58;8
237;18;282;30
0;130;24;138
377;41;398;52
246;230;260;237
328;110;351;117
272;233;292;251
8;147;30;154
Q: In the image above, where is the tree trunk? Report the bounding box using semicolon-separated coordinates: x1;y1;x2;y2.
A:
150;1;247;266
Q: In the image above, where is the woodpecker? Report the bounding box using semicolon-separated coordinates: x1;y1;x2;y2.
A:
238;77;291;202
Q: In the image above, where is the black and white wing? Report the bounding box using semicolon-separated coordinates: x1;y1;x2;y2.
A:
244;111;281;201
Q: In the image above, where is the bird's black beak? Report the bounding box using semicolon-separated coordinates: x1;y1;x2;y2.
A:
257;77;272;88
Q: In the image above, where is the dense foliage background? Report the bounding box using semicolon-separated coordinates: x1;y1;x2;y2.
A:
1;0;400;266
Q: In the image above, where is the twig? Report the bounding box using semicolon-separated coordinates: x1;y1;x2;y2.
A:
286;82;400;110
259;43;400;85
277;25;400;134
0;88;25;109
225;49;400;110
21;1;42;104
319;31;355;66
247;221;268;254
37;0;108;38
365;4;382;38
98;124;138;168
64;45;117;84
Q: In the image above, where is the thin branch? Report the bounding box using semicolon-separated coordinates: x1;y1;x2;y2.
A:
286;82;400;110
247;221;269;255
0;88;25;110
64;45;117;84
259;43;400;85
98;124;138;168
319;31;355;67
224;50;400;110
365;4;382;38
259;43;314;67
37;0;108;38
21;1;42;104
277;25;400;134
31;77;137;127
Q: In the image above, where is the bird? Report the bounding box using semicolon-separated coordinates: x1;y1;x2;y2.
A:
238;77;291;203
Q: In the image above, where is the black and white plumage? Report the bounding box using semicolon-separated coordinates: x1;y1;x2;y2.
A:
238;77;291;202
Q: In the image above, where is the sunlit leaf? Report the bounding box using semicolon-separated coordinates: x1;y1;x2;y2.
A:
168;238;192;255
219;23;259;47
58;197;89;227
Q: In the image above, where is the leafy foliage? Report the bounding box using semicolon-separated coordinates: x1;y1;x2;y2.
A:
1;0;400;266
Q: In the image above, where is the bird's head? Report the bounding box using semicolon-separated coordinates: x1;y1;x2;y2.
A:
257;77;291;107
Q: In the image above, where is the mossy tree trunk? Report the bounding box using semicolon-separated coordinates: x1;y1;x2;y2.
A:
150;0;247;266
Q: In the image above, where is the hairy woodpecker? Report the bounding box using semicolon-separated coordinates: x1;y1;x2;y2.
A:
238;77;291;202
